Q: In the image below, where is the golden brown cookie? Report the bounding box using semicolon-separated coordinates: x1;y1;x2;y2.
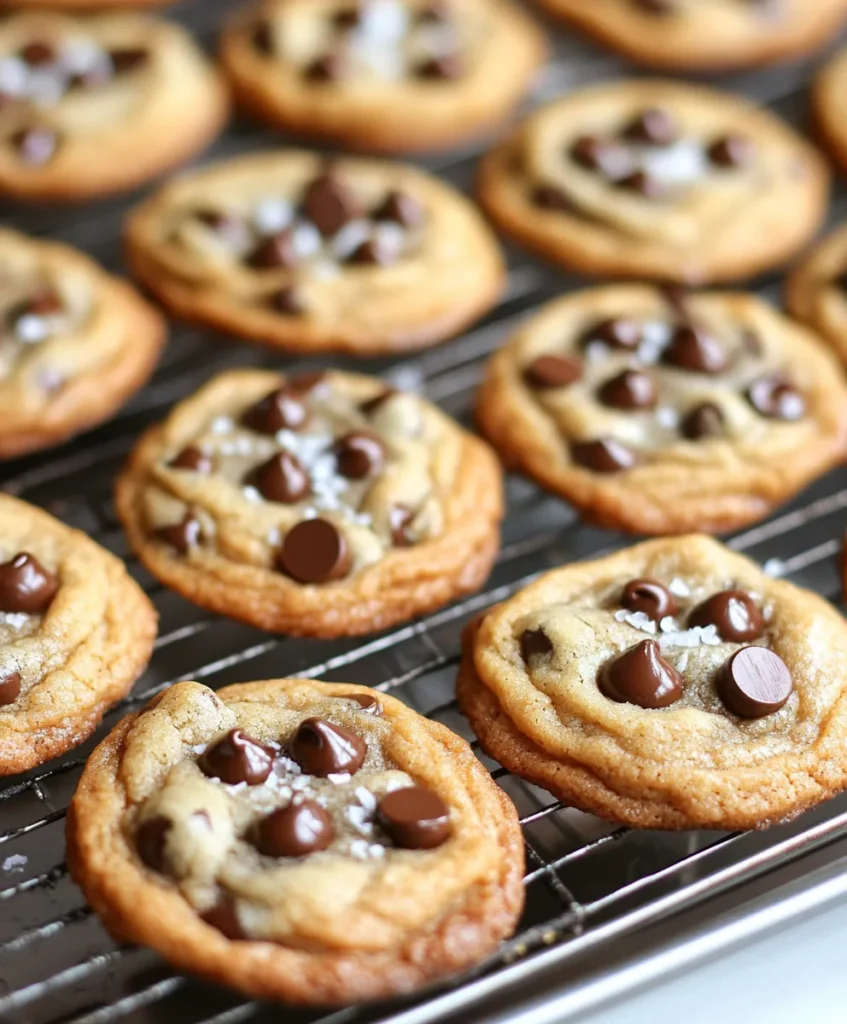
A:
115;368;503;637
476;285;847;535
0;11;228;202
126;150;504;355
0;228;165;459
458;535;847;831
220;0;546;154
813;45;847;176
0;493;157;775
478;80;829;284
785;221;847;368
536;0;847;72
67;677;524;1004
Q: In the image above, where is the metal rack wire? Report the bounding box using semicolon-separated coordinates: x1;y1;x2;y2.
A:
2;2;847;1022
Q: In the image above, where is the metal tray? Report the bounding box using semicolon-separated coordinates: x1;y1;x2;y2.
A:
2;2;847;1022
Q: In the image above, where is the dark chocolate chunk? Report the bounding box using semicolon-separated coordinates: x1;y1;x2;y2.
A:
599;639;684;708
580;317;642;350
707;134;753;169
170;446;214;474
519;627;553;661
277;518;352;584
243;387;310;433
373;190;425;229
662;325;728;374
571;438;637;473
346;693;383;715
688;589;764;643
622;107;679;147
378;786;450;849
620;579;678;621
681;402;725;440
200;728;274;785
249;451;310;504
0;671;21;706
254;800;334;857
0;552;58;614
156;515;202;554
597;369;657;410
719;646;792;719
109;47;150;73
523;353;582;389
570;135;632;179
247;228;300;269
531;184;572;211
305;51;348;82
136;816;171;873
289;717;367;776
335;431;386;479
270;285;305;315
416;53;465;80
746;377;805;420
302;172;361;235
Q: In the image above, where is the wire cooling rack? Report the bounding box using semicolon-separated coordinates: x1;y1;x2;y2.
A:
2;2;847;1022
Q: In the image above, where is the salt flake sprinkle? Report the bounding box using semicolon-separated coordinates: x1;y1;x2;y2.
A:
349;839;386;861
615;608;721;648
668;577;691;598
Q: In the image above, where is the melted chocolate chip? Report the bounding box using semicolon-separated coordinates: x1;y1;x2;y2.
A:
333;4;363;28
708;134;753;169
571;438;637;473
335;431;386;479
378;787;450;849
597;369;657;410
110;47;149;73
11;127;59;166
289;717;367;776
416;53;465;80
621;579;678;621
520;628;553;661
599;639;684;708
302;172;361;235
254;800;334;857
622;107;678;147
0;553;58;614
347;693;383;715
374;190;424;229
170;446;213;473
570;136;632;179
23;287;63;316
389;504;415;547
278;518;352;584
746;377;805;420
616;170;669;200
523;353;582;389
243;387;310;433
688;590;764;643
581;317;641;350
270;285;305;315
249;451;310;504
0;671;21;706
201;896;246;939
662;325;728;374
19;41;56;67
200;729;274;785
531;184;572;211
136;816;171;873
305;51;348;82
156;515;202;554
252;20;274;54
681;402;725;440
719;646;792;719
247;228;300;269
347;237;397;267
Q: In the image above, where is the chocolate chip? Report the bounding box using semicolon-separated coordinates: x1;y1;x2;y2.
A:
156;515;201;554
708;134;753;169
571;438;637;473
746;377;805;420
681;402;725;440
254;800;334;857
388;504;415;547
347;237;397;266
688;589;764;642
302;172;360;235
196;209;253;253
270;286;305;315
599;639;684;709
520;628;553;661
11;127;59;166
252;20;274;54
0;671;21;706
110;47;149;73
201;729;274;785
597;369;657;410
622;107;678;147
335;431;386;479
243;387;309;433
570;135;632;179
249;451;310;503
278;518;352;584
346;693;383;715
378;787;450;849
305;51;348;82
416;53;464;80
201;896;246;940
616;170;669;200
621;579;678;621
333;3;363;28
0;553;58;614
136;816;171;873
289;717;367;776
360;388;395;416
581;317;641;350
531;185;572;211
719;646;792;719
19;41;56;67
170;446;213;473
288;370;326;393
374;190;424;229
523;353;582;390
247;228;300;269
7;288;62;330
662;325;728;374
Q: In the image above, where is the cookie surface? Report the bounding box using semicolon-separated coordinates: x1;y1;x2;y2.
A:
814;45;847;177
537;0;847;72
68;677;524;1004
476;285;847;535
0;493;157;775
0;11;228;201
478;80;828;284
126;150;504;354
116;368;503;637
221;0;546;154
458;535;847;830
0;228;165;459
785;222;847;367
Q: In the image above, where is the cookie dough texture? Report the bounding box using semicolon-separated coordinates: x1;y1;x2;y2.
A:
126;150;504;355
0;11;228;201
0;494;157;775
0;229;165;458
478;80;828;284
67;678;524;1004
458;536;847;830
537;0;847;71
785;222;847;367
476;286;847;534
220;0;546;153
116;369;503;637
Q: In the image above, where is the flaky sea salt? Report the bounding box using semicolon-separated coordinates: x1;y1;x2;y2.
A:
355;787;377;811
345;805;374;835
668;577;690;597
614;609;657;634
763;558;786;578
655;406;680;429
210;416;235;435
658;624;721;649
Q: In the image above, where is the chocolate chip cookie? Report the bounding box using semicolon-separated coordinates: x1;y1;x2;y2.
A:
0;493;157;775
476;285;847;534
0;228;165;459
536;1;847;72
67;677;524;1003
0;11;228;201
115;369;503;637
478;80;828;284
459;535;847;830
126;151;504;355
220;0;546;154
785;222;847;368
